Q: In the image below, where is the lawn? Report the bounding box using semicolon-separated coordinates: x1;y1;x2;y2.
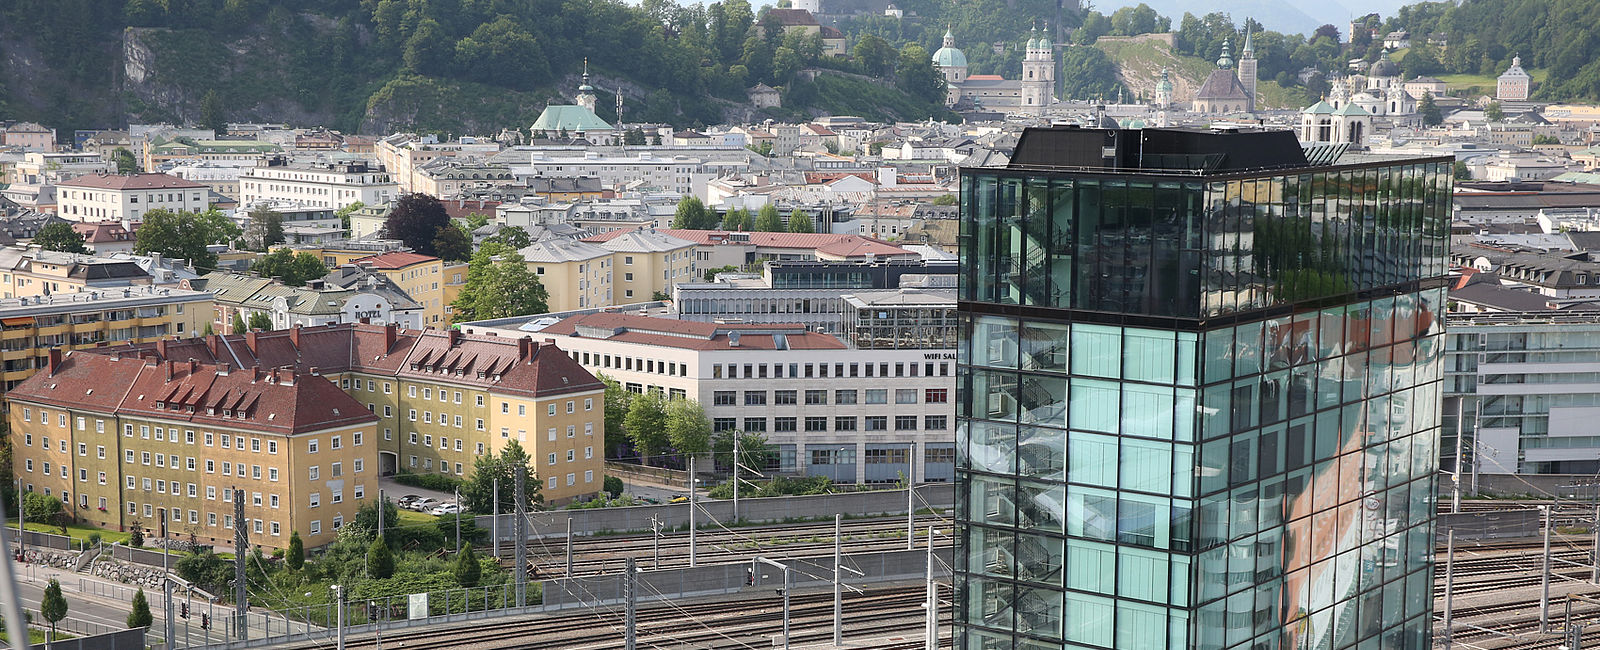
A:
0;628;73;644
7;519;131;546
1438;68;1548;94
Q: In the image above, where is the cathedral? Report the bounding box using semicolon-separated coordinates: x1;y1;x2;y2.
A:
1191;34;1256;114
933;26;1056;116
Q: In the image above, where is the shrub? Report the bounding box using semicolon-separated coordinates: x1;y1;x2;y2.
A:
391;472;464;492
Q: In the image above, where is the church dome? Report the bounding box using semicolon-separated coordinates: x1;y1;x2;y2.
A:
933;29;967;68
1369;58;1400;78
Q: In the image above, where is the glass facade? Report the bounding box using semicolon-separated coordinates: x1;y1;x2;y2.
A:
956;139;1451;650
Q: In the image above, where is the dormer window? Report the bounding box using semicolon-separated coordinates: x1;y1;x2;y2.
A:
224;409;233;417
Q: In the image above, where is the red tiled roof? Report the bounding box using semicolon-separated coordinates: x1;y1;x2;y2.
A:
803;171;873;184
442;201;501;221
352;251;439;269
7;351;377;436
540;312;848;351
582;228;908;258
58;173;205;191
966;75;1004;81
72;222;136;243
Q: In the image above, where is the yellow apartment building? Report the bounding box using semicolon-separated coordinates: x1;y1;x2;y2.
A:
519;239;613;313
349;252;449;326
0;286;212;391
513;228;696;314
0;249;161;299
599;228;697;303
6;349;378;550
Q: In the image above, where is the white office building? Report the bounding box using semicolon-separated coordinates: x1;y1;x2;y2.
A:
56;173;209;222
239;156;398;210
463;312;956;483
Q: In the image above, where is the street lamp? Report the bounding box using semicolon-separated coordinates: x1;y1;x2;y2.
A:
753;557;792;650
330;584;346;650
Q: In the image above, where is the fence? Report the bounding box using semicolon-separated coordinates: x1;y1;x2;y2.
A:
105;542;178;567
35;616;126;639
477;483;955;541
6;526;82;551
28;627;145;650
1437;510;1543;541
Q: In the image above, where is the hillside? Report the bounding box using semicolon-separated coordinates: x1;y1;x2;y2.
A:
0;0;952;135
1093;34;1311;110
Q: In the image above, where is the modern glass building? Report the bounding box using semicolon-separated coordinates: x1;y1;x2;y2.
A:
955;127;1451;650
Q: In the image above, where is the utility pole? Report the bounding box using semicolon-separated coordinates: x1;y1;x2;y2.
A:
164;577;175;650
1543;504;1553;634
1593;505;1600;585
161;515;169;580
234;488;248;640
377;489;385;540
624;557;637;650
907;481;915;551
755;557;791;650
733;438;740;522
331;584;346;650
924;526;936;650
454;487;462;554
689;457;697;568
1442;528;1455;649
16;479;23;562
651;516;660;570
0;491;30;650
834;514;842;647
1452;398;1464;514
566;517;574;577
514;464;527;607
492;478;500;560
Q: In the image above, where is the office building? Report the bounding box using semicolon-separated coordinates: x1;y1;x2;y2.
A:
956;128;1450;650
56;173;210;222
239;156;398;210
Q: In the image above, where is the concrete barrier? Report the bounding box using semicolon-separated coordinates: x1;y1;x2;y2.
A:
1437;510;1542;541
478;484;954;541
540;546;953;611
42;627;145;650
605;461;688;488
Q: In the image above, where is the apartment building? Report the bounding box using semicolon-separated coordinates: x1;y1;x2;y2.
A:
239;157;398;210
346;252;452;326
521;238;614;312
515;228;696;312
599;229;697;303
517;152;715;198
142;138;282;171
464;312;956;484
6;350;377;550
0;286;212;390
183;272;423;334
0;248;161;299
8;153;114;186
98;323;606;506
56;173;209;222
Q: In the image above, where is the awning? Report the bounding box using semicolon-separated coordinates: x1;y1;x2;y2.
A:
2;317;35;326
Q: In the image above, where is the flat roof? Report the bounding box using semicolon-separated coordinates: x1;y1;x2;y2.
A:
0;286;210;317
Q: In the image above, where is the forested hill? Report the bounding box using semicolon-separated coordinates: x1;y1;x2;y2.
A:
0;0;963;135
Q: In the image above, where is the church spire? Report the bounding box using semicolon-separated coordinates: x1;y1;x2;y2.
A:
1241;26;1255;58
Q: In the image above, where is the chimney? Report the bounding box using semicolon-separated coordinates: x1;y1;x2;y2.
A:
309;366;320;376
164;360;174;382
156;338;170;359
384;323;398;351
518;336;534;360
290;324;302;347
46;348;63;376
217;361;230;376
206;334;222;359
252;366;262;383
279;368;296;386
245;330;259;353
188;358;199;375
448;328;463;347
729;331;741;347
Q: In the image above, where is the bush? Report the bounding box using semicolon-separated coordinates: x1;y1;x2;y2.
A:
391;472;464;493
603;476;624;498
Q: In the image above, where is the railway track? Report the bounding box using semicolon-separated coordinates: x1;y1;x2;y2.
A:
271;585;949;650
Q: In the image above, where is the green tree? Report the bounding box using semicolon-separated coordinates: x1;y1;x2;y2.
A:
721;208;749;231
127;587;153;628
33;222;87;253
1420;92;1442;126
334;201;364;233
252;249;328;287
248;311;272;330
599;374;634;456
286;531;304;570
624;391;670;465
1454;160;1472;180
1058;46;1128;100
431;223;472;262
664;398;711;456
135;208;239;272
112;147;138;174
603;475;624;497
786;209;813;233
245;206;284;249
894;44;944;105
488;225;532;250
200;89;225;135
367;535;395;578
461;439;542;513
23;492;66;534
701;264;738;281
41;578;68;642
713;429;774;472
753;204;783;232
453;544;482;587
383;193;453;257
672;196;718;229
128;520;144;547
231;312;247;334
853;33;896;77
450;243;549;322
1533;134;1561;145
1485;101;1505;122
933;194;958;206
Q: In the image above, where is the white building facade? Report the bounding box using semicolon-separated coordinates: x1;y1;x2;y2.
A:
239;158;398;210
56;173;209;222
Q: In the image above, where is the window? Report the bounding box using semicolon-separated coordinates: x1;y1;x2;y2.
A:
331;435;342;450
309;466;320;480
744;418;767;432
896;389;918;404
97;445;105;459
713;418;737;431
895;415;918;430
548;476;558;490
775;417;797;432
835;390;858;405
774;390;797;405
268;440;277;454
354;432;363;446
548;453;557;465
545;404;554;416
835;417;858;431
585;447;593;459
925;415;948;430
409;409;417;421
805;390;827;405
567;450;575;462
744;391;767;406
585;470;594;483
309;493;321;508
865;416;889;431
584;398;593;411
310;520;321;535
713;391;736;406
805;417;828;432
308;439;319;454
925;389;948;404
865;389;888;404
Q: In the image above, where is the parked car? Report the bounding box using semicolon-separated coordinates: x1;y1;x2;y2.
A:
669;495;689;504
396;494;421;508
410;497;440;512
430;503;461;516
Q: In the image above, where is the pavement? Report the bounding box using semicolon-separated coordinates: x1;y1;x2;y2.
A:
620;478;689;503
376;476;456;510
10;561;244;645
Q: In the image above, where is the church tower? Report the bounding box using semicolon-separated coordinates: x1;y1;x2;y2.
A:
576;58;597;113
1237;28;1258;112
1020;24;1055;117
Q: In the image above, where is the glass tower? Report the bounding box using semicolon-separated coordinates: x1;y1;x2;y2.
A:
955;128;1451;650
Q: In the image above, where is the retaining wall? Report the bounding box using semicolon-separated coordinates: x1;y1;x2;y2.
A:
41;628;146;650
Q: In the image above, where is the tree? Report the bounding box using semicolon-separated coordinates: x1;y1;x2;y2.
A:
624;391;670;465
112;147;138;173
488;225;532;250
599;374;634;456
128;588;153;628
231;312;247;335
286;531;304;570
1058;46;1128;100
894;44;944;105
135;208;239;272
672;196;718;229
461;439;543;513
786;209;813;233
664;398;711;457
713;429;774;472
200;89;225;135
128;520;144;547
334;201;365;233
248;311;273;330
41;578;67;642
1454;160;1472;180
853;34;896;77
1485;101;1505;122
245;206;284;249
451;243;549;322
701;264;738;281
721;208;749;231
383;193;453;257
431;223;472;262
367;535;395;578
453;544;482;587
1420;92;1442;126
252;249;328;287
23;491;66;534
753;204;784;232
1533;134;1561;145
33;222;86;254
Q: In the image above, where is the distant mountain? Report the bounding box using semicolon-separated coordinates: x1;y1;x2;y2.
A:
1091;0;1410;36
